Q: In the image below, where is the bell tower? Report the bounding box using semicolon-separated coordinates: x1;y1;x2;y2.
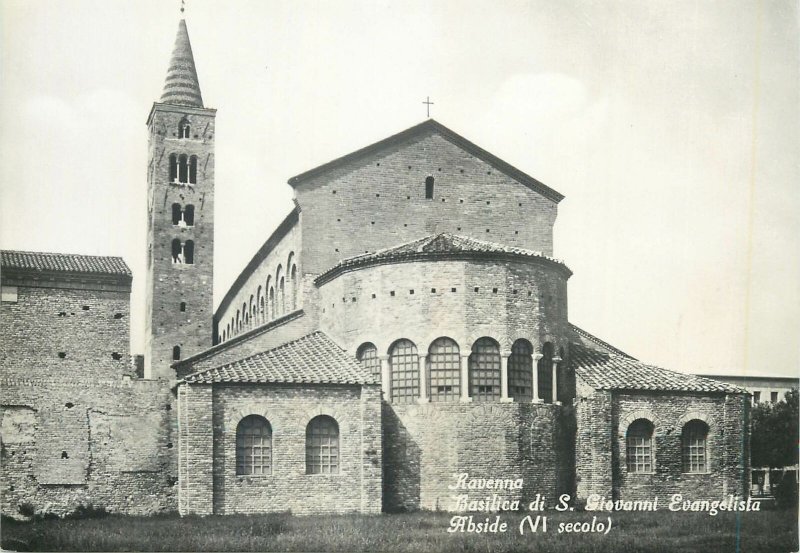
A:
145;19;215;380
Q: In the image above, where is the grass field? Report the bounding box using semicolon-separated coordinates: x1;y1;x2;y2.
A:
2;508;798;552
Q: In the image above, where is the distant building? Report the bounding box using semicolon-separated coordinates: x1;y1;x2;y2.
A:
698;375;799;405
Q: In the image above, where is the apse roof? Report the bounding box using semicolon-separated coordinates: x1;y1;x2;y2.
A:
1;250;131;277
571;342;746;394
315;232;572;285
287;119;564;203
160;19;204;107
181;331;376;386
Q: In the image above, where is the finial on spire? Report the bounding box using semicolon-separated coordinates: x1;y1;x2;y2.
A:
180;0;185;14
423;96;434;118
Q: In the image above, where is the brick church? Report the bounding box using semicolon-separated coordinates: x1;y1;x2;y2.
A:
0;20;751;517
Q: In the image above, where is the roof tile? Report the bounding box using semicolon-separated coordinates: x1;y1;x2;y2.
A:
1;250;131;277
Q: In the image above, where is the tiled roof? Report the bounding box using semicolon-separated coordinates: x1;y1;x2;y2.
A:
570;324;635;359
316;233;571;284
571;343;746;394
182;331;376;385
287;119;564;203
1;250;131;276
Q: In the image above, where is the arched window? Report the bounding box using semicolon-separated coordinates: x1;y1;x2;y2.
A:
171;238;183;263
425;176;435;199
626;419;654;473
171;203;182;225
275;266;284;316
169;154;178;182
269;286;275;320
249;296;255;327
508;339;533;402
469;338;501;402
178;154;188;183
184;240;194;264
306;415;339;474
172;345;181;361
389;339;419;404
236;415;272;475
682;420;709;473
428;337;460;402
236;310;240;333
179;301;186;312
290;264;297;310
242;303;248;329
226;323;230;341
189;155;198;184
537;342;554;403
184;205;195;226
178;117;190;139
279;277;285;315
357;342;381;379
256;286;263;324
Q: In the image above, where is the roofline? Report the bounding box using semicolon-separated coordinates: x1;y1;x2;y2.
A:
146;102;217;126
314;249;572;286
589;385;746;395
569;324;635;359
214;208;299;320
174;308;305;369
287;119;565;204
696;374;800;383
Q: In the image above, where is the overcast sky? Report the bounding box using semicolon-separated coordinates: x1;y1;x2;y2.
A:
1;0;798;378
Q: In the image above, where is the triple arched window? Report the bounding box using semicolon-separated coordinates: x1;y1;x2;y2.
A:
168;153;198;185
236;415;272;475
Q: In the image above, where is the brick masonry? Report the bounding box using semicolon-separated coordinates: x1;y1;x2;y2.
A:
574;376;750;502
177;382;382;515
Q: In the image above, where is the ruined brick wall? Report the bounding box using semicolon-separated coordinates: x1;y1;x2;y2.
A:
295;131;559;277
1;281;177;517
145;104;216;380
317;258;570;357
177;382;382;515
382;402;573;511
1;378;177;517
573;381;750;502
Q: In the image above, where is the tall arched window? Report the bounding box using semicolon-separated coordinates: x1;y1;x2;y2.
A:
171;203;182;225
268;286;275;320
256;286;263;325
537;342;554;403
357;342;381;380
425;176;435;199
389;339;419;404
172;345;181;361
469;337;501;402
249;296;255;327
306;415;339;474
276;265;284;316
236;310;240;333
189;155;198;184
626;419;654;473
178;154;189;183
682;420;709;473
428;337;460;402
171;238;183;263
236;415;272;475
508;339;533;402
184;204;195;226
169;154;178;182
279;277;285;315
184;240;194;264
290;264;298;310
226;323;230;341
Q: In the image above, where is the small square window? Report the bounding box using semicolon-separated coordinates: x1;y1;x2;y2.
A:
390;291;395;297
431;288;436;293
451;288;457;293
409;290;414;295
492;288;498;293
474;287;479;293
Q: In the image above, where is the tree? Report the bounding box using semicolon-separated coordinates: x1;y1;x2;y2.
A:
750;388;799;469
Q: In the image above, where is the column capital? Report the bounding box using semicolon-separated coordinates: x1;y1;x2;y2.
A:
552;356;563;363
500;350;512;358
377;354;390;361
532;353;544;361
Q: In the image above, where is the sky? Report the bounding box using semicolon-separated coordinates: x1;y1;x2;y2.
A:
1;0;798;378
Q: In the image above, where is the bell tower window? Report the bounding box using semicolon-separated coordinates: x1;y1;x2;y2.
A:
425;176;435;199
169;154;178;182
189;155;198;184
171;239;195;264
179;118;191;139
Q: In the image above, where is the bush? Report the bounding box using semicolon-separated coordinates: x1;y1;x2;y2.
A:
773;473;798;510
65;504;109;519
17;503;35;518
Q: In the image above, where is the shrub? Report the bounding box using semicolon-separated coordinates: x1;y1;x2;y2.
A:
773;472;798;510
65;504;109;519
17;503;35;518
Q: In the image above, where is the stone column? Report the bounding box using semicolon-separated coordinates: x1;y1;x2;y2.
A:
418;354;429;403
379;354;390;401
552;356;562;405
500;351;513;402
532;353;543;403
460;353;472;403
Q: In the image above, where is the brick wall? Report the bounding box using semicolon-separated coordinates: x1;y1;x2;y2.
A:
296;131;559;278
574;379;750;502
383;402;573;511
317;258;570;356
177;382;382;515
146;105;216;380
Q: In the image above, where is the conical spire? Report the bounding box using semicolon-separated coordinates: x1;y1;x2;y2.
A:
160;19;204;107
